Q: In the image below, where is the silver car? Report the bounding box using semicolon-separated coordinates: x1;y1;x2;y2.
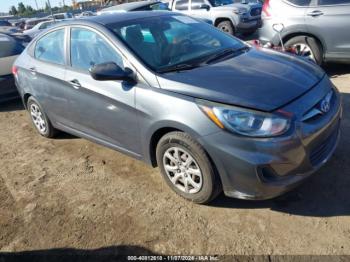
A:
259;0;350;64
168;0;262;35
13;12;341;203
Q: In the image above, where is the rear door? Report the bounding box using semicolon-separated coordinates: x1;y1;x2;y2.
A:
64;26;141;155
26;28;70;125
306;0;350;59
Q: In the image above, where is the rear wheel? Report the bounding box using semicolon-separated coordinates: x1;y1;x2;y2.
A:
156;131;222;204
284;36;323;65
217;20;235;35
27;96;57;138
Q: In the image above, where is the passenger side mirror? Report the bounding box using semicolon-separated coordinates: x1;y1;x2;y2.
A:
200;4;210;11
89;62;134;82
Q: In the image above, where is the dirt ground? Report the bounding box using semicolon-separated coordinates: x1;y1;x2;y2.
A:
0;64;350;257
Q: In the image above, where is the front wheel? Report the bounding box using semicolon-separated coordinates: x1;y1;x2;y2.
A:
156;132;221;204
284;36;323;65
217;20;235;35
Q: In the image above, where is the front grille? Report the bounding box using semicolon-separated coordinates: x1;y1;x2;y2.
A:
309;127;338;167
302;89;335;122
250;7;262;16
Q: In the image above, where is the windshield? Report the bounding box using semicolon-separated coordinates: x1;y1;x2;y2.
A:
107;15;245;72
208;0;233;7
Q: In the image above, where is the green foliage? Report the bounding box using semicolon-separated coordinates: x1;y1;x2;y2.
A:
9;5;18;15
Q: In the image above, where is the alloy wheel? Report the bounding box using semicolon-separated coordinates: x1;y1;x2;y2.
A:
30;103;47;134
163;147;203;194
290;43;316;62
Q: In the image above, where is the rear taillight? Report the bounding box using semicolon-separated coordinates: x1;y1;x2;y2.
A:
262;0;271;17
12;65;18;76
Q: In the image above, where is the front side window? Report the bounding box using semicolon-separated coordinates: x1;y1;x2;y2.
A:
175;0;189;10
208;0;233;7
70;28;123;71
285;0;311;6
319;0;350;5
34;29;65;65
108;15;245;72
192;0;206;9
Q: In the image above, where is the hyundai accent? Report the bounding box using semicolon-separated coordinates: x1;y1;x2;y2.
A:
13;12;342;203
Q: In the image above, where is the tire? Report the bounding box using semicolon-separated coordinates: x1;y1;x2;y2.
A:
156;131;222;204
27;96;57;138
284;36;323;65
217;20;235;35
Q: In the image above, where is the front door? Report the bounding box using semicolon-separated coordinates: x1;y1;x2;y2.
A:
64;27;141;156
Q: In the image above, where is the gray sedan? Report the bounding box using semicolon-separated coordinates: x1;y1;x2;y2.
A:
13;12;341;203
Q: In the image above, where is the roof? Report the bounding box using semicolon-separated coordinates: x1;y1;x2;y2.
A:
100;1;155;12
87;11;173;24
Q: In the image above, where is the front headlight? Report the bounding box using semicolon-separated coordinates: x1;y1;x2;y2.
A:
233;8;248;15
198;100;291;137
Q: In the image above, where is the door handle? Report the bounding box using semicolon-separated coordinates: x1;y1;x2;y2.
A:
307;10;324;17
69;79;81;89
29;67;37;75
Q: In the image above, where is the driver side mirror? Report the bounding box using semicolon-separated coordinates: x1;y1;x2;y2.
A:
200;4;210;11
89;62;135;82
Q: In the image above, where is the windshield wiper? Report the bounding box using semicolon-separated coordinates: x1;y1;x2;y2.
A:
158;63;202;73
204;46;250;64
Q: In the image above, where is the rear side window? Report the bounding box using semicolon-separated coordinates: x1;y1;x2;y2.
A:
285;0;311;6
175;0;189;10
34;29;65;65
70;28;123;71
319;0;350;5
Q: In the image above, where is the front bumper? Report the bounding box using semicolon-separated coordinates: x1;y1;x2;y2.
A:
236;18;262;33
199;83;342;200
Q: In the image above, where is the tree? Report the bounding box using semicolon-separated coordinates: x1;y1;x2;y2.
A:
9;5;18;15
17;2;26;14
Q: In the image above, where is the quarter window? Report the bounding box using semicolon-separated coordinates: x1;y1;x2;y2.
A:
175;0;189;10
285;0;311;6
70;28;123;71
34;29;65;65
319;0;350;5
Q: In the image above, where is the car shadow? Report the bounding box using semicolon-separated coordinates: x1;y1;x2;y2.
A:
0;99;24;112
210;92;350;217
0;245;158;262
324;63;350;78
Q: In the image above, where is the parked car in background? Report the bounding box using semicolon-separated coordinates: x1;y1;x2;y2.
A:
23;20;56;38
259;0;350;64
0;21;31;43
24;18;50;30
14;12;341;203
0;20;22;35
46;12;73;20
77;11;95;18
168;0;262;35
0;34;24;102
98;1;169;14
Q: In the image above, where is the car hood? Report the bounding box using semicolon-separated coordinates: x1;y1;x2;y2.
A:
156;48;325;112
